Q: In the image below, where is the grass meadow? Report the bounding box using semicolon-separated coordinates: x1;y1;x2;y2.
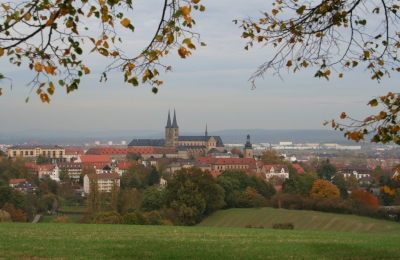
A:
198;208;400;234
40;214;84;223
1;222;400;259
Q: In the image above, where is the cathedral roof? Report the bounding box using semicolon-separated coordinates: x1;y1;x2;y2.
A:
178;136;224;147
128;139;165;147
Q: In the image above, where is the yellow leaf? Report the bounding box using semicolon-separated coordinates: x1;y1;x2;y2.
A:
15;48;21;53
1;4;9;11
286;60;292;67
272;9;279;16
0;48;3;57
378;59;384;66
127;63;135;71
120;18;130;28
192;0;201;3
0;88;2;96
34;62;43;72
179;6;191;15
339;73;343;78
103;41;109;48
25;12;31;21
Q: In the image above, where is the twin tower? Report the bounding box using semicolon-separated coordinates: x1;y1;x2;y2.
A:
165;110;179;147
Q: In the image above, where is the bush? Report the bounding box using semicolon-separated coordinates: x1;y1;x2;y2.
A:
0;210;12;222
0;216;3;222
50;216;72;223
272;222;294;230
143;210;164;225
123;211;150;225
90;211;122;224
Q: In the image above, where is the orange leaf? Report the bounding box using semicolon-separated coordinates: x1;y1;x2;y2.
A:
272;9;279;16
286;60;292;67
340;112;346;119
34;62;43;72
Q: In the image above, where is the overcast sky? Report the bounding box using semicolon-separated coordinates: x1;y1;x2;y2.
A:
0;0;398;134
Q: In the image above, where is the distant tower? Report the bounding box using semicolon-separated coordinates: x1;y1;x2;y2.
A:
205;124;208;139
171;109;179;147
165;110;173;146
243;134;253;158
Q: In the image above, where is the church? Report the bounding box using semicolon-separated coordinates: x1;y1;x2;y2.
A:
128;110;225;157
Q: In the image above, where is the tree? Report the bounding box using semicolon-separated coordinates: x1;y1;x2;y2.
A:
126;152;142;161
2;203;27;222
238;0;400;84
350;190;379;208
282;172;318;197
36;154;49;165
164;167;225;225
87;175;100;212
141;186;164;212
370;166;386;186
332;173;349;199
147;166;160;186
230;148;244;158
109;180;119;211
316;161;337;180
238;187;266;208
345;175;360;191
59;167;69;181
260;150;284;165
310;180;340;199
0;1;206;101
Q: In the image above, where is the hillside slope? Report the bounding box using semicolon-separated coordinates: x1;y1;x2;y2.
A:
198;208;400;234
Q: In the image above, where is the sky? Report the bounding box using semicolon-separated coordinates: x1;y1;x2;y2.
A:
0;0;398;134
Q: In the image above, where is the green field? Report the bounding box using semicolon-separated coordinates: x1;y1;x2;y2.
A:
1;223;400;259
40;214;84;223
59;197;87;212
198;208;400;234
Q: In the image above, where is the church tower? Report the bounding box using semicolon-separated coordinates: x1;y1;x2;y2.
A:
165;110;173;146
243;134;253;158
171;109;179;147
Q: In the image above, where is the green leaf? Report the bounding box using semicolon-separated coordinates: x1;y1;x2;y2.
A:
201;42;207;46
368;99;379;107
152;87;158;94
131;77;139;87
173;10;183;18
59;80;65;86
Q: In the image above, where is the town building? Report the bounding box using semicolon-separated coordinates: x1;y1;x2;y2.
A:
83;173;120;194
128;110;225;158
262;165;290;180
7;145;66;163
13;181;38;194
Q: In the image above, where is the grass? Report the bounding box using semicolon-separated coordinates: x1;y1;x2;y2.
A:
198;207;400;234
0;223;400;259
40;214;84;223
59;197;87;212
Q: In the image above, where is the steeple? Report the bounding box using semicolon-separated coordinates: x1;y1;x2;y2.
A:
172;109;178;128
165;110;172;128
205;124;208;140
245;134;252;148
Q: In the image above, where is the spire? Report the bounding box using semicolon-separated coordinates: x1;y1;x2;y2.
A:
165;110;172;128
245;134;253;148
172;109;178;128
205;124;208;140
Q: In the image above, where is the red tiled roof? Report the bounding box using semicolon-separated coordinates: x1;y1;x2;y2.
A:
292;164;305;173
65;148;84;155
9;178;26;185
275;185;282;192
257;161;264;168
118;160;134;170
210;170;222;178
79;155;111;163
87;173;120;179
195;157;217;164
85;147;177;155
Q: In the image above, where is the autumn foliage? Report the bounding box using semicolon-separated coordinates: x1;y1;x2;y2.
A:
350;190;379;209
1;203;27;222
310;180;340;199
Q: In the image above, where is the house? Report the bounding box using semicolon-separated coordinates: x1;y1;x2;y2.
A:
341;166;372;179
64;148;85;162
83;173;120;194
7;145;66;163
75;155;111;164
262;165;290;180
13;181;38;194
292;164;305;173
53;162;84;182
195;157;257;172
165;161;212;176
9;178;26;188
25;163;55;179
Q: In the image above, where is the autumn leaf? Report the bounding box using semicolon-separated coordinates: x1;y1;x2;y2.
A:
34;62;43;72
25;12;31;21
286;60;292;67
272;9;279;16
47;82;55;95
40;93;50;103
82;66;90;74
120;18;130;28
44;66;56;75
340;112;346;119
1;4;9;11
0;48;4;57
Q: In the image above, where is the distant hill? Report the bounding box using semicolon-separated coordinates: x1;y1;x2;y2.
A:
0;128;354;144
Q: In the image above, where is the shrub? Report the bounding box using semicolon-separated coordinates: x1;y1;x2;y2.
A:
310;180;340;199
90;211;122;224
2;203;27;222
50;216;72;223
161;219;173;226
143;210;163;225
0;210;12;222
0;216;3;222
272;222;294;230
123;211;150;225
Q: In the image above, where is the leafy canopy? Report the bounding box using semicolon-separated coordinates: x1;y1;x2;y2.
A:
0;0;206;102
